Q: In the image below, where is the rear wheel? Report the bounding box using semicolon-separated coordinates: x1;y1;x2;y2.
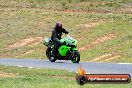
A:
46;48;57;62
71;50;80;63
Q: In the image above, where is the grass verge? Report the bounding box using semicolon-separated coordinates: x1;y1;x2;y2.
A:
0;65;132;88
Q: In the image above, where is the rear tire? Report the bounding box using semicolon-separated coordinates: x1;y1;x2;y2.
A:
71;50;80;63
46;48;57;62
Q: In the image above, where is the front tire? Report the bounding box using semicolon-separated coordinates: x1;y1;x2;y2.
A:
46;48;57;62
71;50;80;63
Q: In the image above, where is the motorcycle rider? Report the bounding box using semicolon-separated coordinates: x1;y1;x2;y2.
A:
51;21;69;48
51;21;69;55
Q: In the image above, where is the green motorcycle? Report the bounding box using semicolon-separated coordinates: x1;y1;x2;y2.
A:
43;35;80;63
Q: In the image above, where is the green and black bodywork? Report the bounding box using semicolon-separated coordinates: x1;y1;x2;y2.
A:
43;35;80;63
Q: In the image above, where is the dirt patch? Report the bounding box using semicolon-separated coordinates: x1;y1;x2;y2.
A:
22;50;35;56
100;55;120;62
89;54;120;62
89;54;112;62
62;8;113;14
1;3;131;15
79;33;117;51
7;37;43;50
84;23;99;28
0;71;17;78
92;34;116;45
70;2;111;7
76;22;99;29
0;53;12;58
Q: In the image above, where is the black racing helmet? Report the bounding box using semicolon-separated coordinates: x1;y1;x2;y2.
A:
55;21;62;30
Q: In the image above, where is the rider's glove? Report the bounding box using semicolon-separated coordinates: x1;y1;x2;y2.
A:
65;31;69;34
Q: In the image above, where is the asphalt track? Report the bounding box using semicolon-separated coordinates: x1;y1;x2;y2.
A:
0;58;132;76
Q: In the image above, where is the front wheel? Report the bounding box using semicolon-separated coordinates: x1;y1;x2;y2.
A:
46;48;57;62
71;50;80;63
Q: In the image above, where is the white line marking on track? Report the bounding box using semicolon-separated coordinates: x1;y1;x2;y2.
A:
76;72;91;74
18;66;23;67
86;73;91;74
28;67;33;68
117;63;132;64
